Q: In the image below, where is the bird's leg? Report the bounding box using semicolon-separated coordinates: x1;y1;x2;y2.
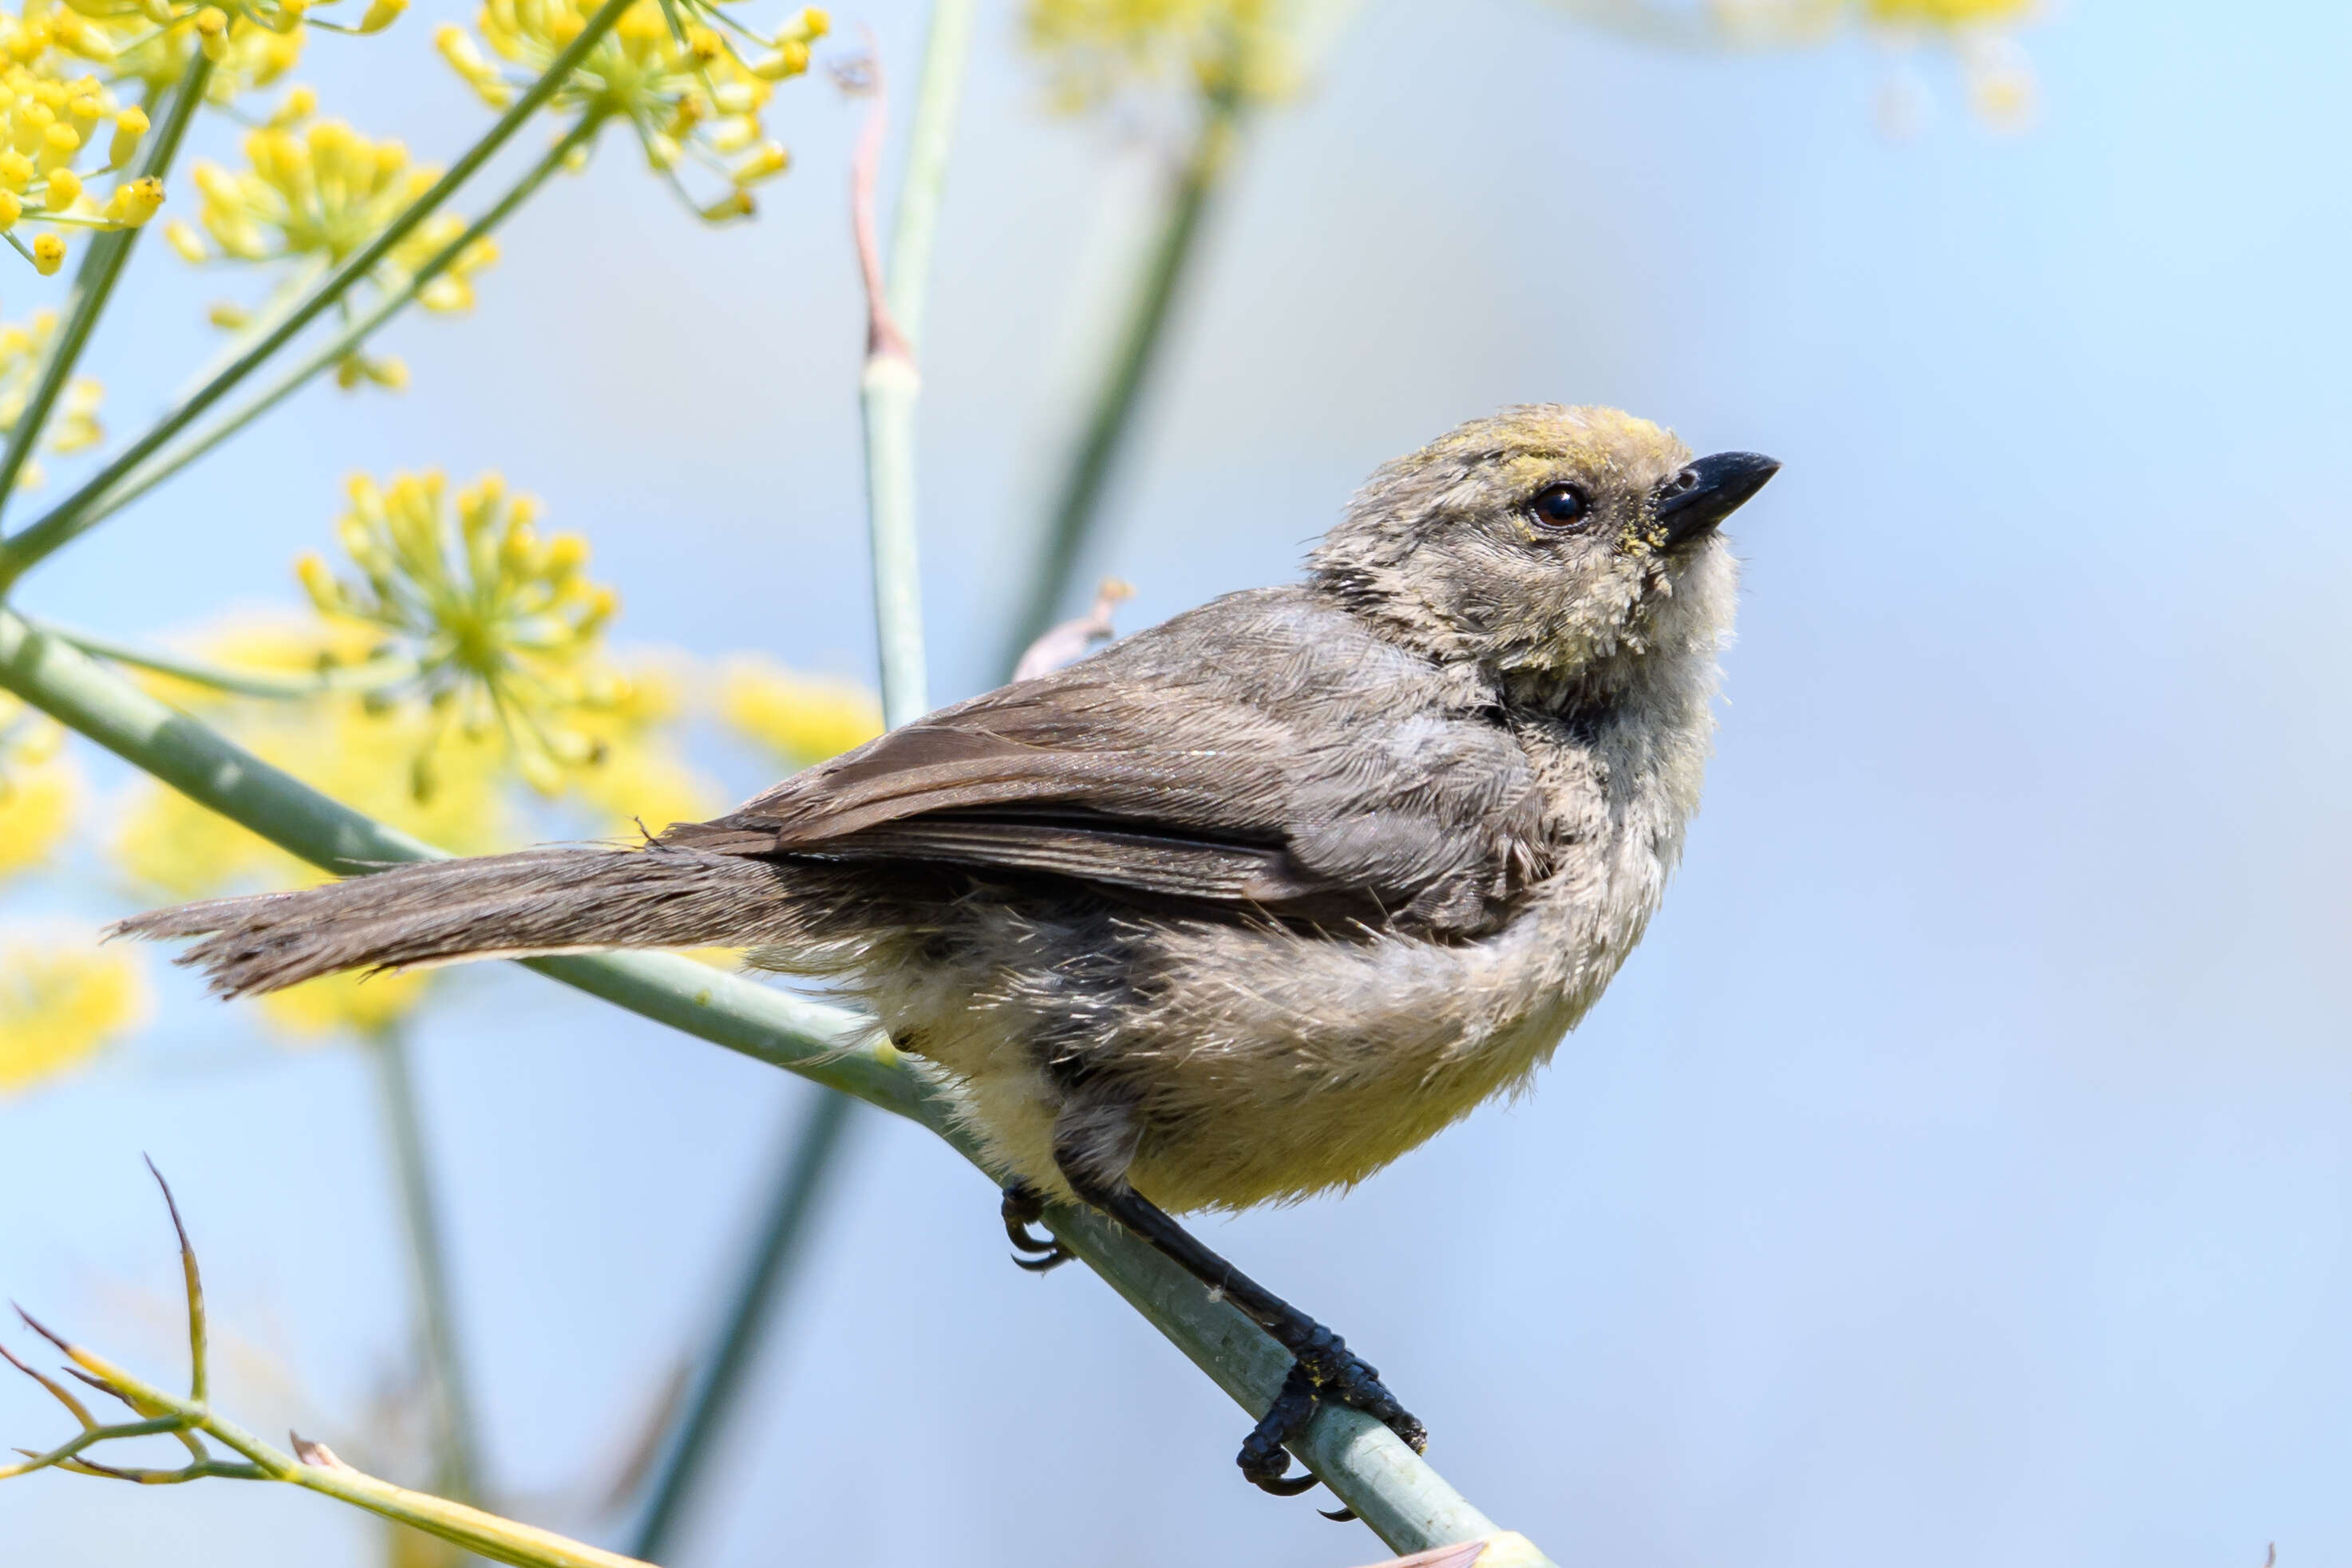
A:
1000;1180;1070;1273
1050;1139;1427;1503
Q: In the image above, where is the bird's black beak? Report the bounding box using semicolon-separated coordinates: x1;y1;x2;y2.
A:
1654;451;1781;548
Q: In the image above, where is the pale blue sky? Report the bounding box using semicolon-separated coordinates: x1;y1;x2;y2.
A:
3;2;2348;1564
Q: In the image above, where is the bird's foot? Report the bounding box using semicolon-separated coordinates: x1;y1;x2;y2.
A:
1000;1182;1070;1274
1235;1321;1426;1509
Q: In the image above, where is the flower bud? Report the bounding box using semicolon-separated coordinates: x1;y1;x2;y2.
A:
105;176;164;226
43;166;81;211
108;106;148;168
30;234;65;274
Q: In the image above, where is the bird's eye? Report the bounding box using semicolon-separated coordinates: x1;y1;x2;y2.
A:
1528;484;1589;529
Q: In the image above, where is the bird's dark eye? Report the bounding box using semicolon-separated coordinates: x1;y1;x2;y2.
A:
1529;484;1589;529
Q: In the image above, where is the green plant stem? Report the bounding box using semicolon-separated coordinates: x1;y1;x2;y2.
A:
46;622;417;698
0;625;1535;1559
625;1088;856;1562
1000;87;1242;669
0;0;638;593
625;9;983;1547
0;52;215;516
366;1023;488;1509
57;116;607;543
879;0;974;354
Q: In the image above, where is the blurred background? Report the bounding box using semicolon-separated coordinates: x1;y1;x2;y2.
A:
2;0;2349;1563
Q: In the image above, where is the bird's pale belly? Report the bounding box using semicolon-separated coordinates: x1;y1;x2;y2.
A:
882;900;1597;1213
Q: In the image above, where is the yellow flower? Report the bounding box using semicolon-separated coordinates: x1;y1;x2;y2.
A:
91;6;306;106
0;932;147;1096
257;966;430;1040
117;647;522;1037
1861;0;2030;23
0;18;176;273
0;691;76;879
437;0;824;219
296;469;625;796
168;101;499;389
0;309;101;492
718;658;879;769
1024;0;1296;113
563;653;722;835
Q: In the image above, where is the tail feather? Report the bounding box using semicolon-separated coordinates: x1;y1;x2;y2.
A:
111;845;809;998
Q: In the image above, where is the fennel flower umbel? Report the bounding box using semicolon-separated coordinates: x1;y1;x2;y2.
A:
437;0;824;220
165;97;499;389
297;469;625;797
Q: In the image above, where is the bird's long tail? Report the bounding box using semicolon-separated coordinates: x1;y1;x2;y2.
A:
111;845;811;998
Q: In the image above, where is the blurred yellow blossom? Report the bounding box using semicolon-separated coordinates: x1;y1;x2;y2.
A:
166;101;499;389
1024;0;1301;113
563;653;722;835
295;469;625;797
437;0;824;219
117;645;519;1037
0;690;76;879
0;932;146;1095
257;966;431;1040
0;307;100;491
719;658;879;770
86;2;307;106
1615;0;2040;128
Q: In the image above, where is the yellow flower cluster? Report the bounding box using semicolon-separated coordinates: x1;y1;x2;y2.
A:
719;658;879;770
562;653;721;835
1024;0;1296;113
117;620;516;1038
0;9;167;274
32;0;405;107
437;0;824;220
1698;0;2037;126
0;930;146;1094
296;470;625;797
165;99;499;390
0;306;101;490
0;689;76;878
1861;0;2029;24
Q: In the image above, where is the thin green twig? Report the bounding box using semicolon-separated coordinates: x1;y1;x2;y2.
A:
627;13;978;1544
1000;84;1243;668
45;622;417;699
0;53;215;516
0;0;638;593
60;116;607;542
367;1023;487;1508
625;1088;856;1561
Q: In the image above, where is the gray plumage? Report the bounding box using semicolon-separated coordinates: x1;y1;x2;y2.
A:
118;405;1775;1218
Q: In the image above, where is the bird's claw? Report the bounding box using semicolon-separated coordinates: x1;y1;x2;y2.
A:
1235;1327;1426;1507
1001;1183;1071;1274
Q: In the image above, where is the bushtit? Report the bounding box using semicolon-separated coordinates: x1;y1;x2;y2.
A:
120;405;1777;1502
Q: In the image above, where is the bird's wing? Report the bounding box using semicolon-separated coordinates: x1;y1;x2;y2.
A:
662;590;1552;930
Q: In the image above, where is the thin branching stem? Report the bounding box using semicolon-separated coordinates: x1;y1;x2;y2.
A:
626;1087;856;1561
367;1022;487;1507
0;0;638;592
44;622;418;699
55;115;608;543
0;53;215;516
1000;85;1243;669
627;11;980;1544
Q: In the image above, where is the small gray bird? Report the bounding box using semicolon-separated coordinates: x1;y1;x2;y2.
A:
119;405;1777;1502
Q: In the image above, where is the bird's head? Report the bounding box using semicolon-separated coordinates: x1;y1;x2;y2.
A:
1309;405;1777;712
